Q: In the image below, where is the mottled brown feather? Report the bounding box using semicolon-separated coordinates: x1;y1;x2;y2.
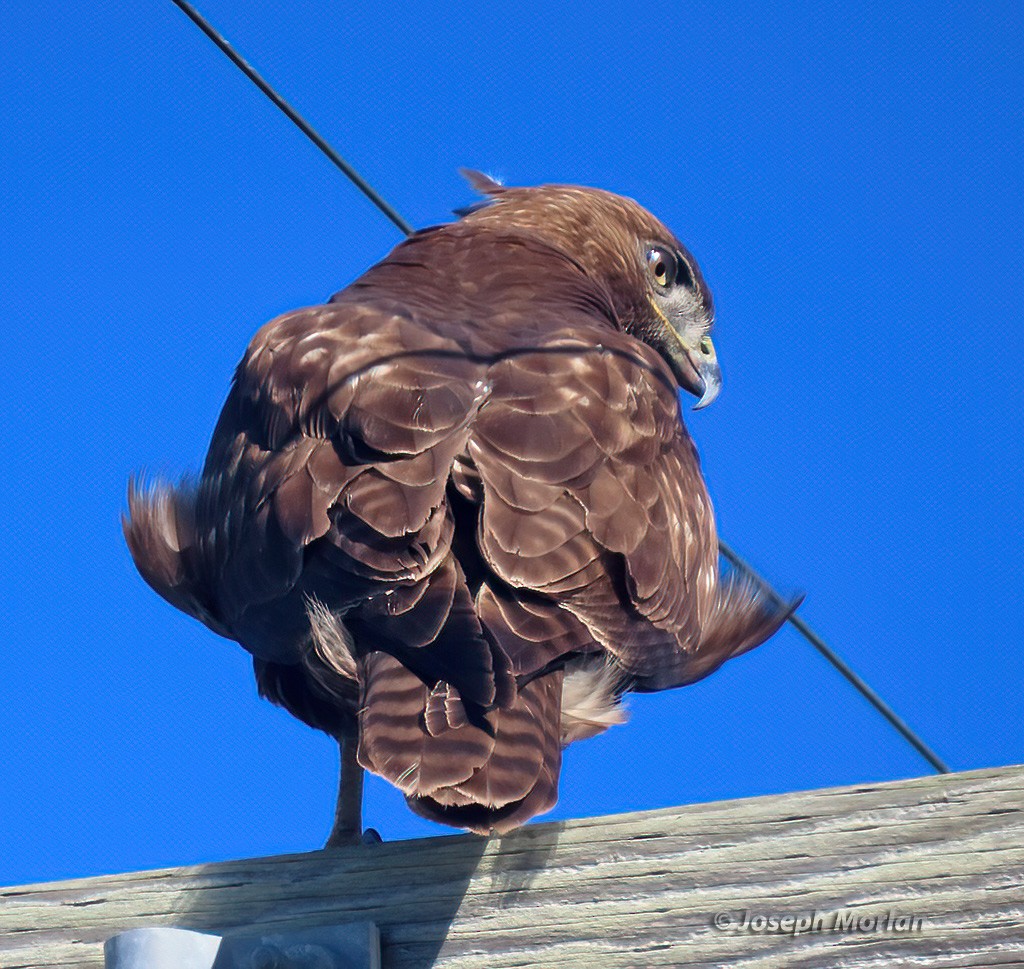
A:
124;177;793;835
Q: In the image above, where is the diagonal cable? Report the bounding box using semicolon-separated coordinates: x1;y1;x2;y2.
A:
719;542;948;773
167;0;950;776
169;0;414;236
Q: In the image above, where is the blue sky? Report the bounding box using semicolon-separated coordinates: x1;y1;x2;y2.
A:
2;1;1021;886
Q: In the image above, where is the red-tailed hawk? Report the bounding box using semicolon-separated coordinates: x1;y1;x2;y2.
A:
124;173;793;842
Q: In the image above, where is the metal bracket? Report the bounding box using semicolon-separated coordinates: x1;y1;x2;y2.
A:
104;923;380;969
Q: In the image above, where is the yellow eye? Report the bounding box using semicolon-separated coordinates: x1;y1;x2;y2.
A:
646;247;677;288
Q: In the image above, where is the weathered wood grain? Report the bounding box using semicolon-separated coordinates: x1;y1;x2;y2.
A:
2;765;1022;968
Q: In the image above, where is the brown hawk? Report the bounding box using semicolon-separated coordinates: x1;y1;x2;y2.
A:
124;173;794;842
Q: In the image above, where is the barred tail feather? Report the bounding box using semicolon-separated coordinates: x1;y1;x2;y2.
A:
407;673;563;835
357;652;496;797
358;651;564;835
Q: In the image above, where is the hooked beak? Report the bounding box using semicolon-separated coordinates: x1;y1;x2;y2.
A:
691;335;721;409
674;332;721;409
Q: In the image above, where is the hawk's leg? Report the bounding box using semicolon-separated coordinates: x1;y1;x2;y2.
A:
325;735;372;847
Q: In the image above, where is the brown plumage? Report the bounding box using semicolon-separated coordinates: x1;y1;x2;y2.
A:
124;173;794;837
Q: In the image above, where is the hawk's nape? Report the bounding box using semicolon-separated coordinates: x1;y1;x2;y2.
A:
124;174;796;839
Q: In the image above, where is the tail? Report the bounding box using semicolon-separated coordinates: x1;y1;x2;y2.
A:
122;476;228;638
357;651;563;835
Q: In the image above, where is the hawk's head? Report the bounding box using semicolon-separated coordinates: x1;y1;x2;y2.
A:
459;171;721;408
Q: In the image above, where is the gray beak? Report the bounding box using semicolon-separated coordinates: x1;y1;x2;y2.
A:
692;354;722;409
678;333;721;410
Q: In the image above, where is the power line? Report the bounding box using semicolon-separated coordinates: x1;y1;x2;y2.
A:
168;0;414;237
718;542;949;773
167;0;950;776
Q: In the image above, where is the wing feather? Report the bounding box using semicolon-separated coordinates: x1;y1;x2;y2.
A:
471;327;788;689
123;211;794;839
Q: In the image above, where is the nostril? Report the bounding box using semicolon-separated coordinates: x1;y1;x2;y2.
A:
699;336;713;356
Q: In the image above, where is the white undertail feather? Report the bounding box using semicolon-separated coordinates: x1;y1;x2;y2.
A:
305;596;358;681
559;658;628;744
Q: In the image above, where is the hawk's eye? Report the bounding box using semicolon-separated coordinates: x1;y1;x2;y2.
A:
646;247;677;289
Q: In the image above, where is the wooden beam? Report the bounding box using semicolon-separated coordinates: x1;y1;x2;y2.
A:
3;765;1022;968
